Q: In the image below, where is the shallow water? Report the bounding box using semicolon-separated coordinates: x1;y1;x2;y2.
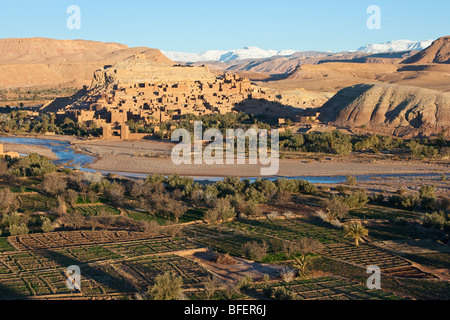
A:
0;136;446;184
0;137;94;168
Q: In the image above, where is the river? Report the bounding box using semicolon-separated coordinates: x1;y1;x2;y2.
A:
0;136;446;184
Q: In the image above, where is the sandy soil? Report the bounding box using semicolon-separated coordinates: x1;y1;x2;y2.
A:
2;142;57;160
74;138;449;177
178;249;288;282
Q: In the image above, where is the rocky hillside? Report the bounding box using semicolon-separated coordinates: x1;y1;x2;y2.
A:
318;83;450;137
0;38;174;88
403;36;450;64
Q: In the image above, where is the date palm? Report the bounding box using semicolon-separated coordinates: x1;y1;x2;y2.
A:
344;222;368;246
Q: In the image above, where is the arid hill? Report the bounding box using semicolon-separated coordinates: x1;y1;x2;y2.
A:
260;61;450;93
203;51;417;79
318;83;450;137
403;36;450;64
0;38;174;89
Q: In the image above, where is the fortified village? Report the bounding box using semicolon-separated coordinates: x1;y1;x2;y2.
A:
43;54;319;139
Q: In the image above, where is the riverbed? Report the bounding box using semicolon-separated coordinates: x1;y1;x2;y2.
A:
1;136;448;186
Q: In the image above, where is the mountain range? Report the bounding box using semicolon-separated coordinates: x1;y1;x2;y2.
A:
163;40;433;63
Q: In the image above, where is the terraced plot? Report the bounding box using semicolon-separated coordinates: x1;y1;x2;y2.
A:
98;255;211;292
8;231;161;251
227;218;344;244
104;238;201;258
18;193;57;212
323;243;435;279
265;277;398;300
71;205;121;216
0;238;15;253
185;224;270;256
0;234;209;299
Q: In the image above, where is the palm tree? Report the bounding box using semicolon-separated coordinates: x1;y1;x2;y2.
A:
344;222;369;246
293;254;314;279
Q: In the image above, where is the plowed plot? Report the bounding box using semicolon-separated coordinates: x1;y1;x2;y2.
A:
265;277;398;300
323;243;434;278
7;231;160;250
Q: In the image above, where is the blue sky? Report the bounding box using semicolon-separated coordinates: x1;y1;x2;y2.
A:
0;0;448;52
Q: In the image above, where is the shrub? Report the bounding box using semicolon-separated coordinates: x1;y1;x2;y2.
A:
9;223;29;236
165;223;183;239
296;238;324;254
104;183;125;207
65;189;79;206
53;196;68;216
280;268;295;282
0;188;18;213
87;190;99;204
242;241;269;261
275;190;291;205
237;275;253;292
323;197;349;222
274;287;295;300
297;180;318;194
283;211;293;218
275;178;298;193
142;220;160;236
369;193;385;204
419;185;437;210
423;211;447;230
389;194;420;210
146;272;183;300
262;285;274;298
61;211;86;230
346;175;357;186
1;212;21;228
204;276;221;300
41;174;67;195
9;153;56;177
340;190;369;209
204;198;236;224
267;211;279;219
41;217;54;233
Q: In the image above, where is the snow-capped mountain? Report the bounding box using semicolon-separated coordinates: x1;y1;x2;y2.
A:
357;40;433;54
163;40;434;63
163;47;297;63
